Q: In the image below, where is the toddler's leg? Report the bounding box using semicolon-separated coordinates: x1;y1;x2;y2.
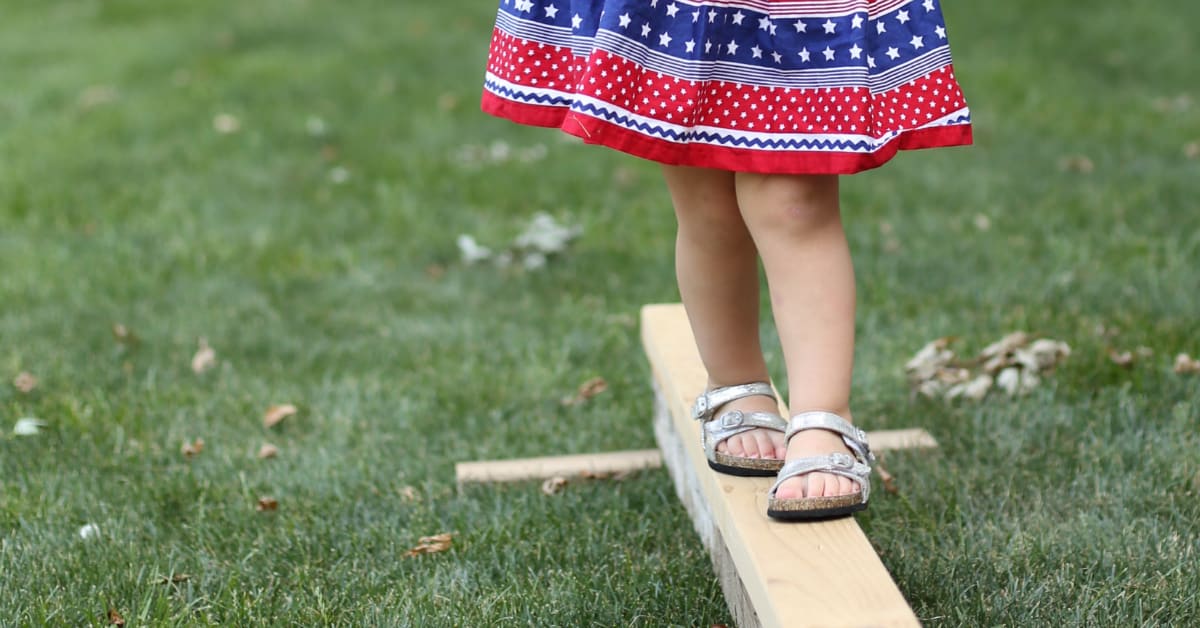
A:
662;165;785;460
734;173;859;499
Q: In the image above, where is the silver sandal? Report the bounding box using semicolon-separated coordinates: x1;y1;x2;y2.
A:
766;411;874;521
692;382;788;477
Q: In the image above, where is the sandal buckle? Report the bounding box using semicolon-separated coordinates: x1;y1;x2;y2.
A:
829;453;853;469
691;394;710;420
720;410;744;428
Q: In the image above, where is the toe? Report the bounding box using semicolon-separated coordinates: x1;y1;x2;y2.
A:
738;434;761;459
752;430;778;460
804;474;826;499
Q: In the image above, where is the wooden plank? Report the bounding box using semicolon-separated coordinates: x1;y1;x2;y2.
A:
642;303;920;628
455;449;662;484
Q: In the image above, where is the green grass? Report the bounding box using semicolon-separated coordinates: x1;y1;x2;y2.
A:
2;0;1198;625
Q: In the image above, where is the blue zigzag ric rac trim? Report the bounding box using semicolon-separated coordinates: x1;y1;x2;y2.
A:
485;80;574;107
568;101;877;151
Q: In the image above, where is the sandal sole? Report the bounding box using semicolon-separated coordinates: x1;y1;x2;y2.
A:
707;460;781;477
766;493;868;521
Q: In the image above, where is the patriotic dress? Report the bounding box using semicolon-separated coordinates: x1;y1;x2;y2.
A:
482;0;971;174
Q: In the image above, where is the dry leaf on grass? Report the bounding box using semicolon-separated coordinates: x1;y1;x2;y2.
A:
157;574;191;585
1058;155;1095;173
1175;354;1200;374
191;338;217;374
213;113;240;134
257;443;279;459
405;533;453;557
13;372;38;393
1185;142;1200;159
399;485;418;502
256;497;279;512
1107;349;1135;368
108;608;126;626
263;404;297;428
181;438;205;458
111;323;139;346
904;337;956;382
79;523;100;539
542;476;568;495
561;377;609;406
579;469;633;481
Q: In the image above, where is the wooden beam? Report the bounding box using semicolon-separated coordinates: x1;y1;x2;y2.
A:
455;449;662;484
643;303;920;628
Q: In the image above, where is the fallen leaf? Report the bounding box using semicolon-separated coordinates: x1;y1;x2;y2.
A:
213;113;240;134
257;443;279;459
979;332;1031;360
1184;142;1199;159
263;404;297;428
108;607;126;626
1058;155;1094;173
399;485;418;502
405;532;453;557
1027;339;1072;370
79;523;100;539
996;367;1039;396
13;371;38;393
1107;348;1135;368
972;214;991;231
13;417;46;436
904;337;956;382
181;438;205;458
946;374;993;402
256;497;279;512
191;338;217;374
111;323;139;346
562;376;609;406
79;85;119;109
157;574;191;585
541;476;568;495
1175;353;1200;374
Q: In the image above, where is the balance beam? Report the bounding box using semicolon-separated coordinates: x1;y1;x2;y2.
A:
643;303;921;628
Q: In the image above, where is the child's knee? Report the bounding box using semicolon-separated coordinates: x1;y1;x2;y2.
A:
740;174;840;237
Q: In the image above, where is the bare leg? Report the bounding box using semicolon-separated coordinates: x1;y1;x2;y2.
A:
735;173;859;499
662;165;785;460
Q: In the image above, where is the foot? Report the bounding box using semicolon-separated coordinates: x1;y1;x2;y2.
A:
773;428;861;500
712;393;787;461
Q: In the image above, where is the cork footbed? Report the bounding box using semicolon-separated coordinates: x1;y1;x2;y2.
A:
711;450;786;474
767;492;867;521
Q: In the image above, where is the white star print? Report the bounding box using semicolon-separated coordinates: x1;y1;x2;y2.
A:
641;23;651;37
823;19;836;34
867;55;876;68
897;10;910;24
732;11;745;25
515;0;532;11
666;3;679;17
693;10;700;23
822;46;835;60
650;0;657;7
923;0;935;10
544;5;558;18
935;25;947;39
910;35;924;49
659;32;672;47
769;23;777;35
618;13;631;28
572;13;582;28
794;20;807;33
798;47;811;62
772;51;783;63
877;21;887;34
849;44;862;59
886;46;900;60
851;15;863;29
685;39;696;53
759;16;771;31
705;39;712;53
727;40;739;55
751;45;762;58
708;10;717;23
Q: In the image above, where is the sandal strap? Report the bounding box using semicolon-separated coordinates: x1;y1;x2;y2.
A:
784;411;873;463
768;454;872;501
702;410;788;459
692;382;776;421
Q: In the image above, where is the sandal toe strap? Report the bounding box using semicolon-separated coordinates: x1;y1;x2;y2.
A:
702;410;788;458
768;454;872;501
692;382;776;421
785;411;873;464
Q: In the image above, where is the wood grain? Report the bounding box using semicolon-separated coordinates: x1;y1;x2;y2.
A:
642;303;921;628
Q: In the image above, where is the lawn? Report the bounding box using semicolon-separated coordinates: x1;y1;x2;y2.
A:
1;0;1198;625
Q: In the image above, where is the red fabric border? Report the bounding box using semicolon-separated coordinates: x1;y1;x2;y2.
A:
481;91;973;175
